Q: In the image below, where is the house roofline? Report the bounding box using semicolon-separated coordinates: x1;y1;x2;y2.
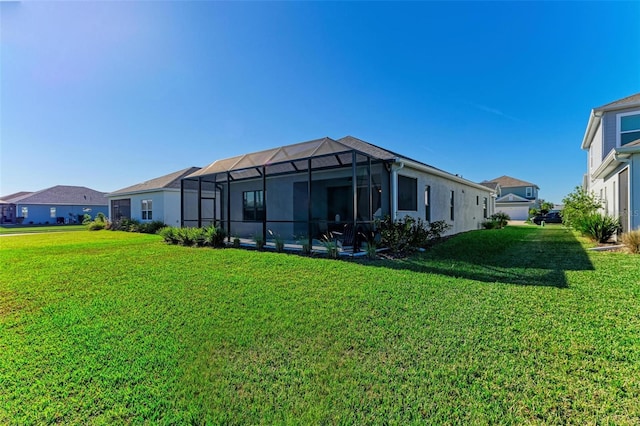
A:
591;144;639;179
581;109;603;150
581;97;640;150
106;188;180;198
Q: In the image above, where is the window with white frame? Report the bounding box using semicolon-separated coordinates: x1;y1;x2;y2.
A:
21;207;28;218
618;112;640;146
424;185;431;222
526;186;533;198
141;199;153;220
50;207;56;218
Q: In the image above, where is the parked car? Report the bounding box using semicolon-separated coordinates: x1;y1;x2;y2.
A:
532;210;563;225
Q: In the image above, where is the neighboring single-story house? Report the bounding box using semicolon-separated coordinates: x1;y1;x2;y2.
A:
581;92;640;232
0;192;32;224
482;175;540;220
107;167;201;226
0;185;108;225
181;136;496;246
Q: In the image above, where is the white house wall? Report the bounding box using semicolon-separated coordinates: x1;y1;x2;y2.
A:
396;165;494;235
163;191;182;226
589;122;603;174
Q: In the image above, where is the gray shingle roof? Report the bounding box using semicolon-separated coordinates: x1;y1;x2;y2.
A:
11;186;107;205
595;92;640;110
483;175;538;189
0;191;34;204
108;167;201;196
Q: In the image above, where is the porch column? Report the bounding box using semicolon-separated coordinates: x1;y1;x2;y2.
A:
352;151;357;231
180;179;184;228
226;172;231;239
197;177;202;228
262;165;267;245
307;158;312;250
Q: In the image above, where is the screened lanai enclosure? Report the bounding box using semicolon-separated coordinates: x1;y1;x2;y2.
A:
181;137;395;252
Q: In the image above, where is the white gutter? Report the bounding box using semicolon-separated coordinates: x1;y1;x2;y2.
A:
581;110;603;150
390;160;404;220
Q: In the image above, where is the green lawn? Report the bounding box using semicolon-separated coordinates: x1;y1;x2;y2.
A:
0;224;86;235
1;227;639;424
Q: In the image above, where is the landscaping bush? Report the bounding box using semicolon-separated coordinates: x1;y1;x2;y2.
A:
158;226;180;244
489;212;510;229
375;215;451;257
139;221;166;234
109;219;165;234
620;228;640;254
580;213;621;243
86;212;108;231
482;220;498;229
561;186;602;229
204;225;227;248
176;227;204;247
87;220;106;231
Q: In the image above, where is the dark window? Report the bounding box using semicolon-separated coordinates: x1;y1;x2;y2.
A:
243;190;265;221
483;197;488;219
450;190;455;221
111;199;131;220
425;185;431;222
398;175;417;211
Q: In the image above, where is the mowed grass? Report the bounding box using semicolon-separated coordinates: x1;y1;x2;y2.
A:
0;225;86;235
1;227;639;424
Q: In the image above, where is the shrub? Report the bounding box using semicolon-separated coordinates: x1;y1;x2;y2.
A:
268;230;285;252
81;214;92;225
562;186;602;229
159;227;180;244
482;220;498;229
139;221;166;234
87;221;106;231
176;227;199;247
204;225;227;248
489;212;510;229
254;234;265;250
621;229;640;254
375;216;452;257
296;235;311;255
580;213;621;243
320;233;339;259
427;220;451;240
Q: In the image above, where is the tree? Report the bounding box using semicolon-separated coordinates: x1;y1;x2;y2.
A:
561;186;602;229
539;200;555;215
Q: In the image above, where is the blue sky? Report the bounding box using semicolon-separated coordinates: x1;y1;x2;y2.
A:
1;1;639;204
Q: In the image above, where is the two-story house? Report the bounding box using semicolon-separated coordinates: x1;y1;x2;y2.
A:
481;176;540;220
582;92;640;233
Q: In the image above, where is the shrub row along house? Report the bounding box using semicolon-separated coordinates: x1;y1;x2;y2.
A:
176;136;496;247
582;92;640;233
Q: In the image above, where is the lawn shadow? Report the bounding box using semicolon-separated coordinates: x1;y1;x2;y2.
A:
367;226;594;288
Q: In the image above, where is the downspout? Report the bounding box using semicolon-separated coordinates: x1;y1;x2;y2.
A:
390;160;404;221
